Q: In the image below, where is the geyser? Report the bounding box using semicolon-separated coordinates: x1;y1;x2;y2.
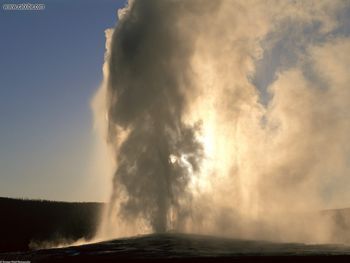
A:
94;0;350;243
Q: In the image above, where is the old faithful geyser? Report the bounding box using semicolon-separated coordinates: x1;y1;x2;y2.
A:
94;0;350;243
106;0;204;233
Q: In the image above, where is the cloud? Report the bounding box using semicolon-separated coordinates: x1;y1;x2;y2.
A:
94;0;350;243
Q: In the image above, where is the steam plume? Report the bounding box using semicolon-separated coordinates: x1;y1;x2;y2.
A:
94;0;350;243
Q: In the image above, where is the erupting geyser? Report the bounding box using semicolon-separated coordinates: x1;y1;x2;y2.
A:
93;0;350;243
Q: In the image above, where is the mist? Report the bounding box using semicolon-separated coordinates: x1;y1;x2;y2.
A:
93;0;350;244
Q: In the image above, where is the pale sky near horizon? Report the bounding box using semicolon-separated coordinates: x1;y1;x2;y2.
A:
0;0;126;202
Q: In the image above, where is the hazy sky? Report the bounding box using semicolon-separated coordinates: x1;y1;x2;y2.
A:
0;0;126;202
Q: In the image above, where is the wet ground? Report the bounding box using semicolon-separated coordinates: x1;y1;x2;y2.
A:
2;233;350;262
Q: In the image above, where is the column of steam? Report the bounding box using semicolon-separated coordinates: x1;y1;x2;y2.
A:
103;0;203;235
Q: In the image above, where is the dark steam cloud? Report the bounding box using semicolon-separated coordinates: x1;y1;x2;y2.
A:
106;0;207;233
